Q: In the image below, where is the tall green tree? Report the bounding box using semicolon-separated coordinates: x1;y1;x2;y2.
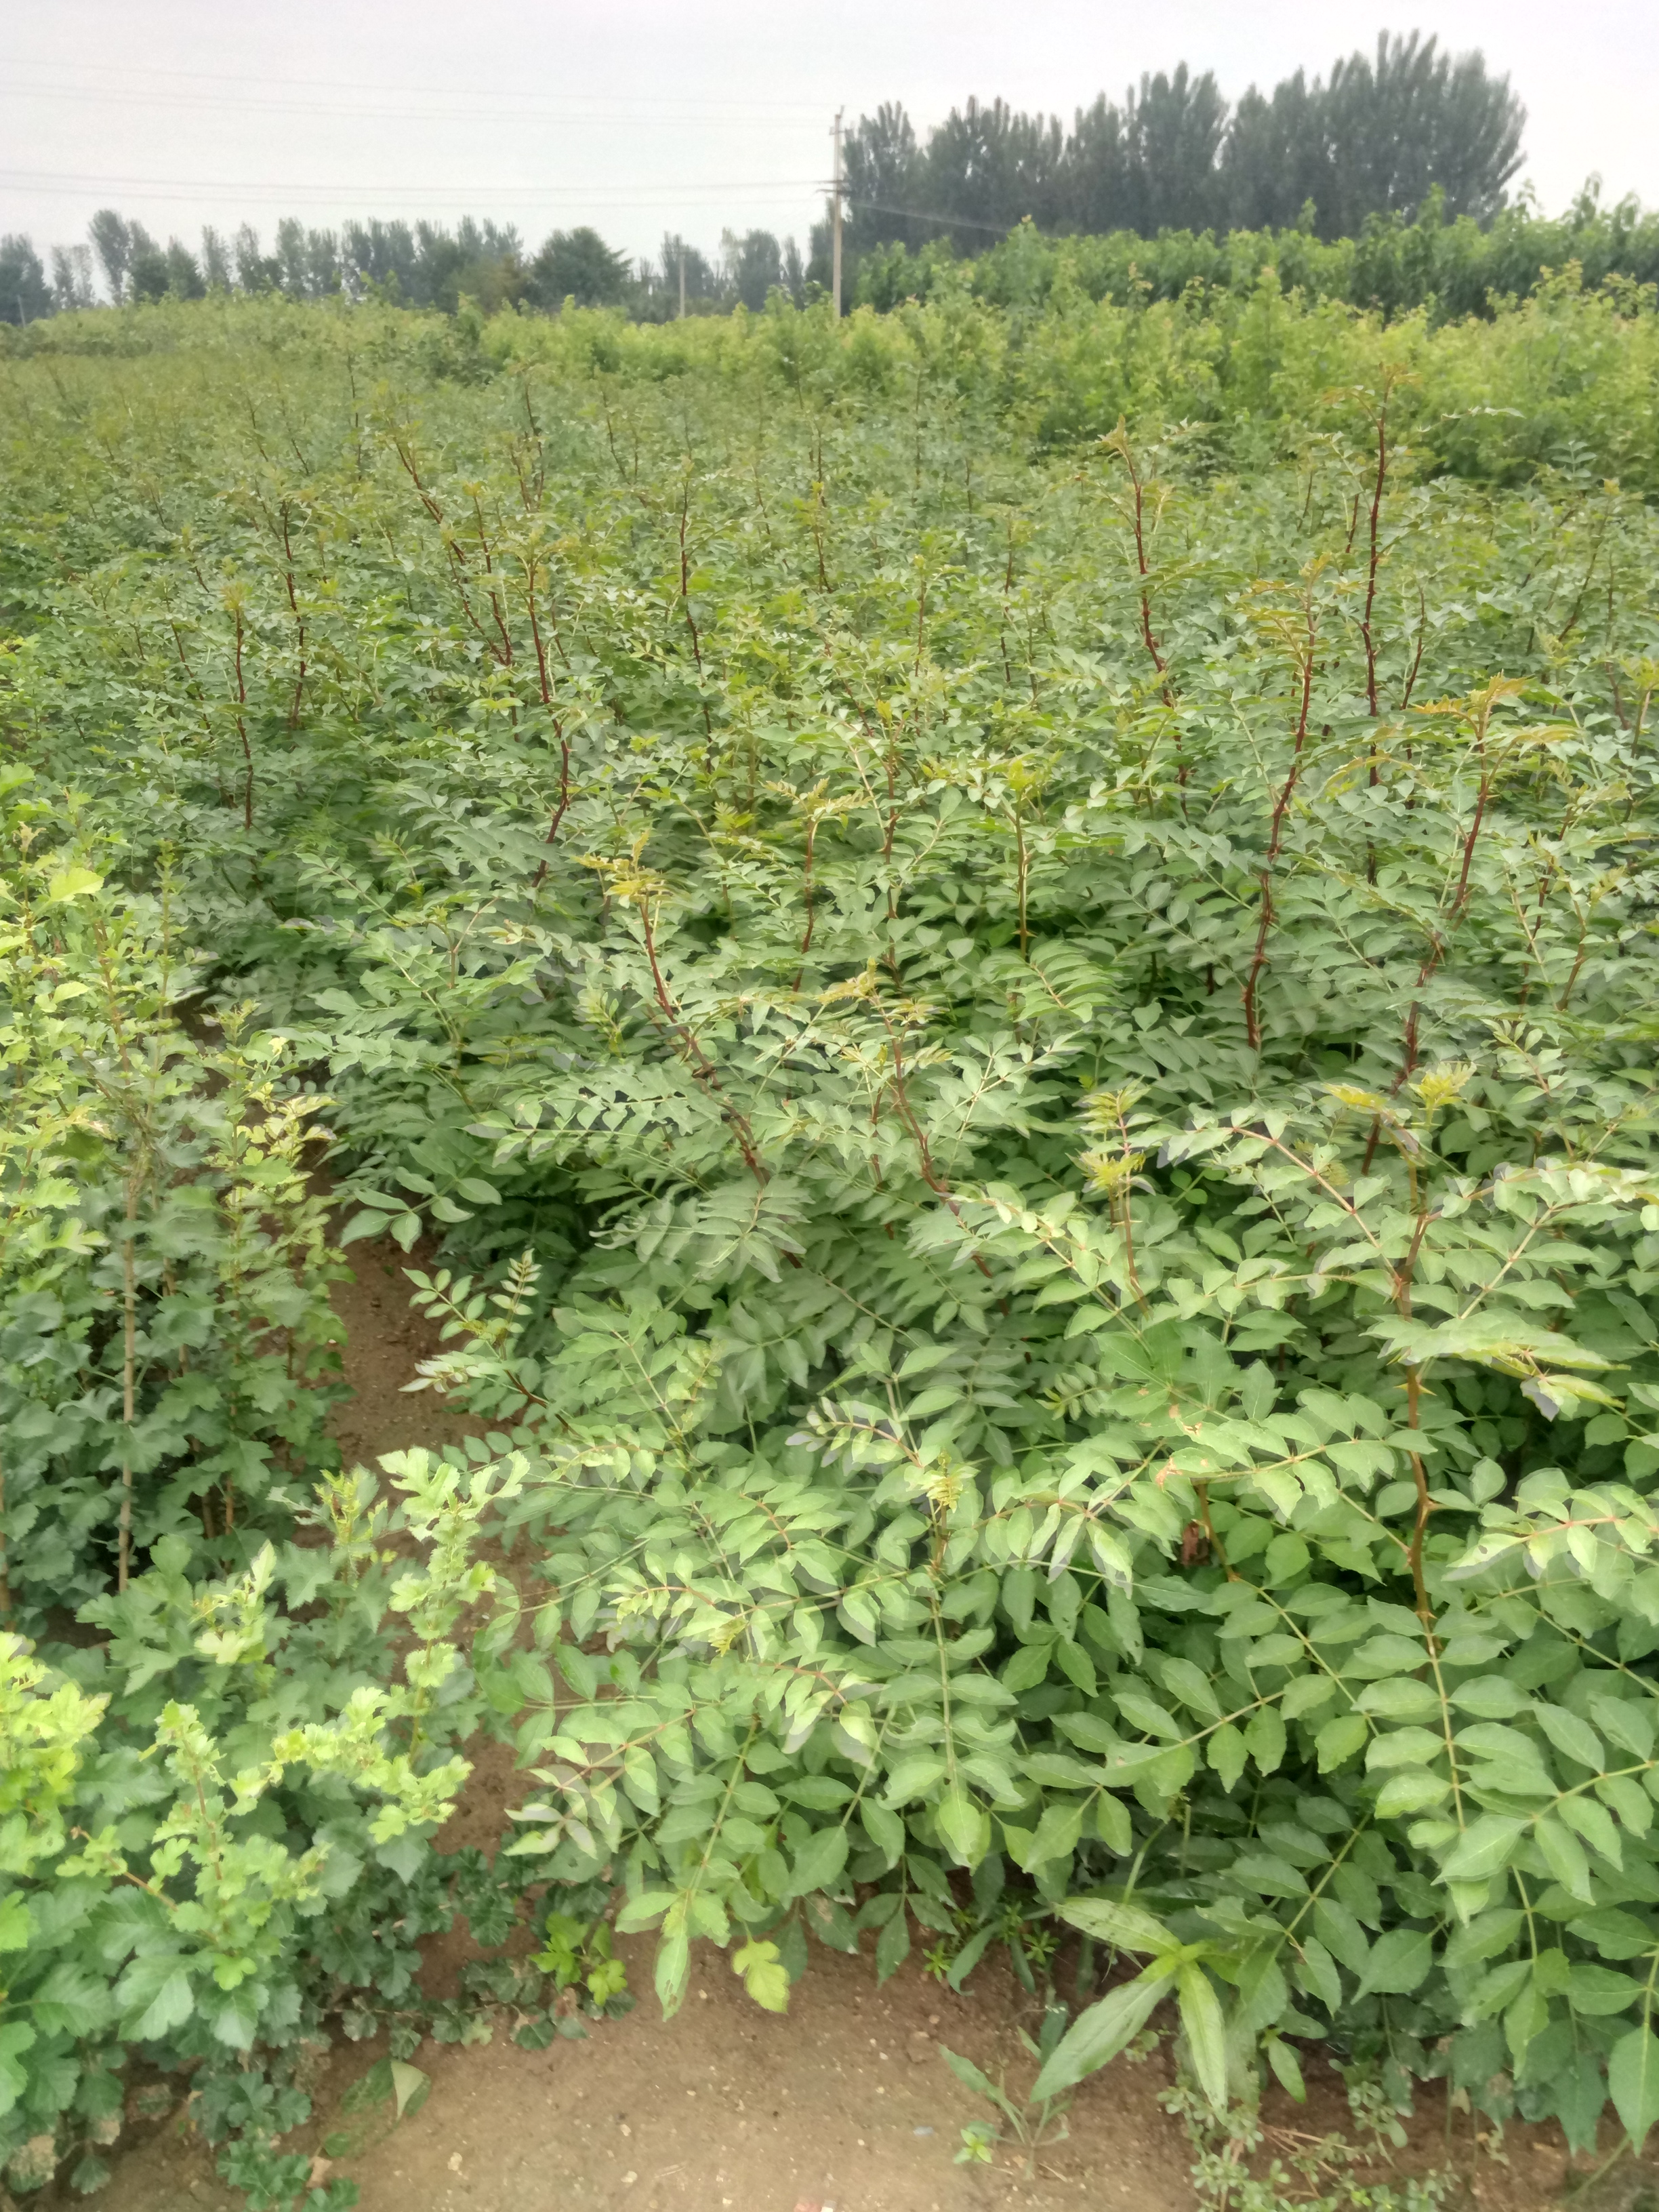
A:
87;209;131;302
527;226;632;309
1128;66;1229;231
921;96;1067;247
723;227;785;311
844;102;931;251
1218;71;1328;232
1062;95;1134;233
49;244;94;312
1315;30;1524;235
125;226;169;304
199;226;232;291
163;240;205;300
232;223;281;292
0;236;50;324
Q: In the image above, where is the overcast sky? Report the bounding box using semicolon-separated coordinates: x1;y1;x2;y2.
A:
5;0;1654;274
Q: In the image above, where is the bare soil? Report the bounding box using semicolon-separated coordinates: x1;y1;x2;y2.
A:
83;1234;1659;2212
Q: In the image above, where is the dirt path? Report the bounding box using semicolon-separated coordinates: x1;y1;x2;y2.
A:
81;1233;1644;2212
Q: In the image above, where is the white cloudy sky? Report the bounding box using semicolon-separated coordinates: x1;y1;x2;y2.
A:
3;0;1652;272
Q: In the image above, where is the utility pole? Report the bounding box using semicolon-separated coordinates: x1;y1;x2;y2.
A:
678;246;686;321
831;106;844;319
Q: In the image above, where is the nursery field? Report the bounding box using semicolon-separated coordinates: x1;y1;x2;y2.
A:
5;281;1659;2211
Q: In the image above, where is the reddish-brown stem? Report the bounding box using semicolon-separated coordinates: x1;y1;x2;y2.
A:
277;504;306;729
1361;1115;1383;1175
1399;581;1428;710
794;817;821;985
1012;807;1030;960
392;431;510;667
231;604;253;831
877;1014;994;1282
1389;1189;1437;1640
1391;718;1495;1090
1241;606;1317;1050
1448;776;1492;924
119;1176;137;1592
1557;931;1591;1012
531;728;571;893
638;901;766;1185
1390;947;1439;1094
678;480;702;671
1361;395;1389;722
527;590;553;710
1404;1368;1435;1639
468;491;516;668
1110;434;1181;794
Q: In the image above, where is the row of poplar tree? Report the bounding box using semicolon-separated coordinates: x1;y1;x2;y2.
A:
842;32;1525;252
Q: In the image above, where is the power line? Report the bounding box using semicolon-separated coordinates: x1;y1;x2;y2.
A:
5;58;824;119
0;169;821;209
845;196;1021;236
1;80;822;128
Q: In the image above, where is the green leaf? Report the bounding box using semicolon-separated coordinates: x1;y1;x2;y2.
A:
874;1906;911;1984
1206;1723;1248;1793
1243;1707;1286;1776
944;1925;998;1992
936;1786;991;1868
1026;1799;1084;1868
861;1801;905;1866
1562;1793;1624;1867
0;2022;36;2119
1312;1900;1370;1975
1535;1704;1605;1772
1058;1898;1175;1954
340;2059;394;2114
882;1753;948;1807
1374;1768;1451;1817
1565;1961;1641;2017
1176;1964;1227;2114
1314;1713;1368;1772
1450;1679;1532;1719
1031;1963;1176;2100
940;2045;1001;2104
1002;1641;1051;1693
1095;1793;1133;1853
116;1956;194;2043
655;1929;691;2018
390;2060;430;2118
1610;2027;1659;2153
1536;1816;1595;1905
1265;2036;1306;2102
47;866;104;904
787;1826;849;1898
1439;1816;1526;1885
201;1985;260;2051
30;1961;111;2039
1355;1928;1433;1999
0;1895;32;1952
732;1940;790;2013
1294;1937;1341;2015
615;1889;677;1934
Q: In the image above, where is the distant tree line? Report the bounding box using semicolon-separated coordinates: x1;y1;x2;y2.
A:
12;31;1658;335
0;209;821;325
843;33;1525;254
